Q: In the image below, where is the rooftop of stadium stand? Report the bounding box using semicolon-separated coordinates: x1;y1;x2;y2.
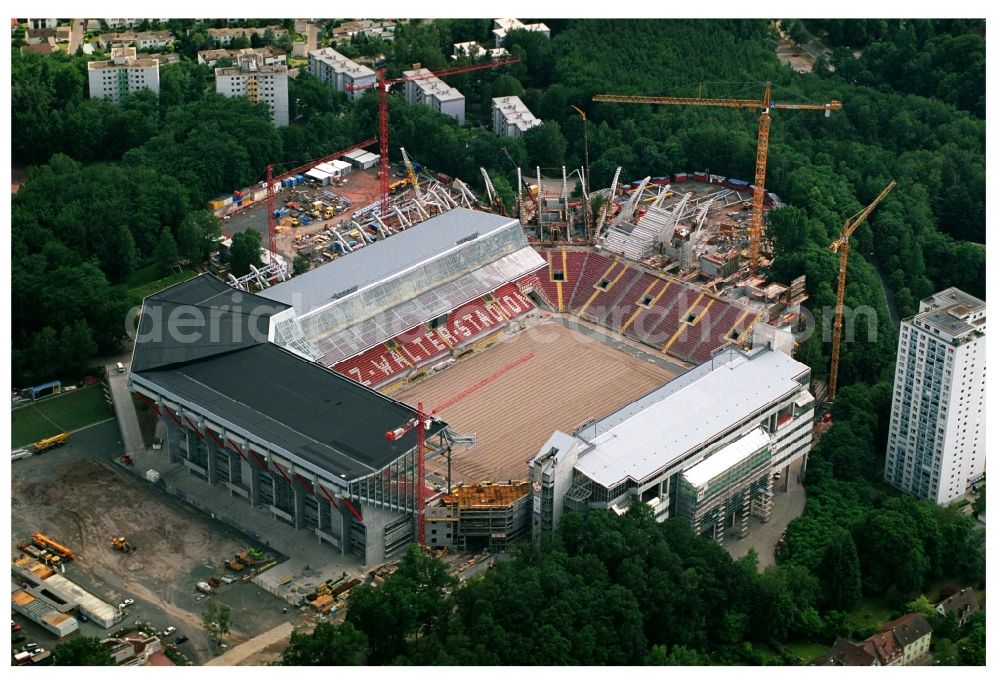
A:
262;208;520;317
131;274;444;483
264;207;544;367
573;345;810;488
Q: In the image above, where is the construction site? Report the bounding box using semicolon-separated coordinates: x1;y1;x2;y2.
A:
10;440;294;664
57;72;871;665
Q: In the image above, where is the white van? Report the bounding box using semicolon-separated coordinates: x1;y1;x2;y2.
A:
116;362;125;374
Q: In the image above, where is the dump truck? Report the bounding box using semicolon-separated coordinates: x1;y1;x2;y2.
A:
111;536;132;553
34;432;70;454
33;532;74;560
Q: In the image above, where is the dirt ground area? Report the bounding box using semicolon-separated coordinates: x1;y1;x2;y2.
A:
11;164;28;193
775;35;816;73
222;167;383;263
11;450;292;664
391;322;675;485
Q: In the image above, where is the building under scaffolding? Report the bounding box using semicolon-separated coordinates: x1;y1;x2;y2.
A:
675;427;773;542
425;481;531;552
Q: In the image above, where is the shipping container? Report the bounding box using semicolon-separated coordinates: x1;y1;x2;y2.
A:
693;172;707;182
207;199;225;210
709;174;726;184
673;172;688;182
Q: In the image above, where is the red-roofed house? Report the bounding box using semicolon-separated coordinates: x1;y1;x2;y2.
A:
820;613;932;667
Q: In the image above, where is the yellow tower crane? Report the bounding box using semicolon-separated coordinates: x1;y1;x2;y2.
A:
828;179;897;402
593;82;842;272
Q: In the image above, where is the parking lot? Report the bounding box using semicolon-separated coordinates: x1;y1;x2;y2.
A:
10;422;293;664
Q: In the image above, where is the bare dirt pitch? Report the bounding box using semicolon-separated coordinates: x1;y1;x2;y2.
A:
392;321;675;485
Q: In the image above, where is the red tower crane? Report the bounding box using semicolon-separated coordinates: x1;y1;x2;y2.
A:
346;57;520;214
384;352;533;548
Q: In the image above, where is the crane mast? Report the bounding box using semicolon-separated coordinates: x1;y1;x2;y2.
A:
593;82;841;272
827;179;897;401
346;57;520;215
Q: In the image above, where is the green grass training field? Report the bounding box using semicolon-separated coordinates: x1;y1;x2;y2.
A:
128;267;197;302
11;385;114;448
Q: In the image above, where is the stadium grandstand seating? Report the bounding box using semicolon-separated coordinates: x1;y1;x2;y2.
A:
330;282;539;389
604;271;660;330
568;251;614;310
688;306;754;362
512;246;755;368
490;283;536;320
664;296;720;361
395;325;450;366
333;342;412;387
577;262;643;326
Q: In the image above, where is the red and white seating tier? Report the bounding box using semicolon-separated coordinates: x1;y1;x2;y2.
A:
332;283;536;388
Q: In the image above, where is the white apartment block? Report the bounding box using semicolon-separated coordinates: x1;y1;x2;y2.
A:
199;47;286;68
87;47;160;103
451;41;510;61
492;18;550;47
208;26;287;46
492;96;541;138
97;30;174;50
331;19;396;44
403;68;465;125
307;48;376;100
103;19;140;29
529;343;814;537
215;54;289;127
884;287;986;505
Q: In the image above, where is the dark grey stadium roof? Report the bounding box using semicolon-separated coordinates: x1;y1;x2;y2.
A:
132;274;287;373
261;207;519;315
131;274;444;481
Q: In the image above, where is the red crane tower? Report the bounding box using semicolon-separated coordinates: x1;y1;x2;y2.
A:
384;352;534;548
346;57;520;215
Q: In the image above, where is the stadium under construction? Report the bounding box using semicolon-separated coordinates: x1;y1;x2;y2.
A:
130;168;814;565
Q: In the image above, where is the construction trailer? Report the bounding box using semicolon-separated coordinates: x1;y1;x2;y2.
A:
425;481;531;553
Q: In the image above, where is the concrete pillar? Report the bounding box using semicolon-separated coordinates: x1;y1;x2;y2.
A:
248;458;262;507
160;410;184;464
714;507;725;543
205;435;219;486
318;497;329;533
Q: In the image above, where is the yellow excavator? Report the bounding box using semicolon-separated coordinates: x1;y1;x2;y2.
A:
111;536;134;553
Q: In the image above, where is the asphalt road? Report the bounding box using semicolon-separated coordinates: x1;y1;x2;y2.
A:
306;21;320;53
722;458;806;570
68;18;84;55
